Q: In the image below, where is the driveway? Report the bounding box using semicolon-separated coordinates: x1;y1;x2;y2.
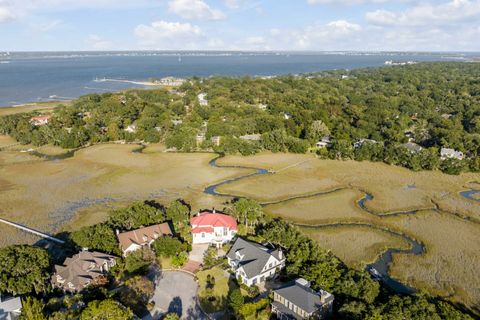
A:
144;271;206;320
189;244;210;263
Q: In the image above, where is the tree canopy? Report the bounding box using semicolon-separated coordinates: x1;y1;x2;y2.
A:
0;245;51;295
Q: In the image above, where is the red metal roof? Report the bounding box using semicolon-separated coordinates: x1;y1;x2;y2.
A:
31;116;51;121
190;212;237;231
191;226;215;234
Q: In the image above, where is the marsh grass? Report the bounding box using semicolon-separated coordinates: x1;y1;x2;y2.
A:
300;225;411;269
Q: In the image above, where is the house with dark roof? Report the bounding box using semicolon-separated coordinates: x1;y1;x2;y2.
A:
227;237;285;287
272;278;334;320
402;142;423;153
0;294;22;320
52;250;116;293
117;223;173;256
191;210;237;247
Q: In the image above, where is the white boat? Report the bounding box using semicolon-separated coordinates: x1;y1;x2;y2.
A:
368;267;383;279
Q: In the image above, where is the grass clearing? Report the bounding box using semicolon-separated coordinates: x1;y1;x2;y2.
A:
197;267;234;313
0;101;68;116
300;225;411;269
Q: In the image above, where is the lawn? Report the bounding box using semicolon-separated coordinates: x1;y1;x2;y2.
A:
196;266;235;313
0;101;68;116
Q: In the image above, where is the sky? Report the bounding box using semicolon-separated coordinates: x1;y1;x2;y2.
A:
0;0;480;51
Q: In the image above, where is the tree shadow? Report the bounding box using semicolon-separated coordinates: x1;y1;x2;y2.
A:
168;296;183;317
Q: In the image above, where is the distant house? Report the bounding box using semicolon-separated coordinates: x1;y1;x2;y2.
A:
240;134;262;141
30;115;50;126
316;136;332;149
282;112;291;120
198;93;208;106
211;136;221;146
227;238;285;287
124;124;137;133
196;133;206;146
354;139;378;149
156;77;186;87
52;250;117;293
272;278;334;320
440;147;464;160
0;294;22;320
117;223;173;256
257;104;268;110
402;142;423;154
191;210;237;247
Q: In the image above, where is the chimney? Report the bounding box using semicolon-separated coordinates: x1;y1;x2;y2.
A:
82;247;88;252
278;249;283;260
213;208;216;214
115;229;120;235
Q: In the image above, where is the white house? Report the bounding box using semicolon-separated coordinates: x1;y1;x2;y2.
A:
440;147;464;160
0;294;22;320
191;211;237;247
124;124;137;133
117;223;173;256
198;93;208;106
227;237;286;287
316;136;332;149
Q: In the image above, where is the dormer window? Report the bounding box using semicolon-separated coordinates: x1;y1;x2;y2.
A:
235;251;244;260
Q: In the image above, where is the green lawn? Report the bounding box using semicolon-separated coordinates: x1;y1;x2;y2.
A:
197;267;236;313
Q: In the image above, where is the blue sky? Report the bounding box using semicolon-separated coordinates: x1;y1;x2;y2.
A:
0;0;479;51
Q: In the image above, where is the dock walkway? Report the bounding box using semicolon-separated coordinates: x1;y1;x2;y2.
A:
0;217;65;244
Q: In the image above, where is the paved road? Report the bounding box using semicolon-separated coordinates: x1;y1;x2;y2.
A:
145;271;206;320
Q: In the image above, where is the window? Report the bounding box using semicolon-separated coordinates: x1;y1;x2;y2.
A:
223;228;227;236
269;262;273;268
201;233;205;238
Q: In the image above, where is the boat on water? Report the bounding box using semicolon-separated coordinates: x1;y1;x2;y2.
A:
0;61;10;64
368;267;383;280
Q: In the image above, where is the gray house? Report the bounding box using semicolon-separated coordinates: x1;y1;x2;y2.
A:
227;237;285;287
272;278;334;320
52;250;117;293
0;294;22;320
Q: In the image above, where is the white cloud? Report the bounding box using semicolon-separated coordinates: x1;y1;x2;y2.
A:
0;3;15;22
85;34;112;50
224;0;240;8
308;0;388;4
366;0;480;27
233;20;362;50
168;0;225;20
134;20;203;49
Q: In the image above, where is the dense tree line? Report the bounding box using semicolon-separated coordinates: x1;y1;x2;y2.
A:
1;63;478;173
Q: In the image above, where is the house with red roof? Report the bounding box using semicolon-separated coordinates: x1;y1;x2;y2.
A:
190;210;237;247
30;115;51;126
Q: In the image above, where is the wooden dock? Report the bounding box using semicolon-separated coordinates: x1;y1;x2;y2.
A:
0;217;65;244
